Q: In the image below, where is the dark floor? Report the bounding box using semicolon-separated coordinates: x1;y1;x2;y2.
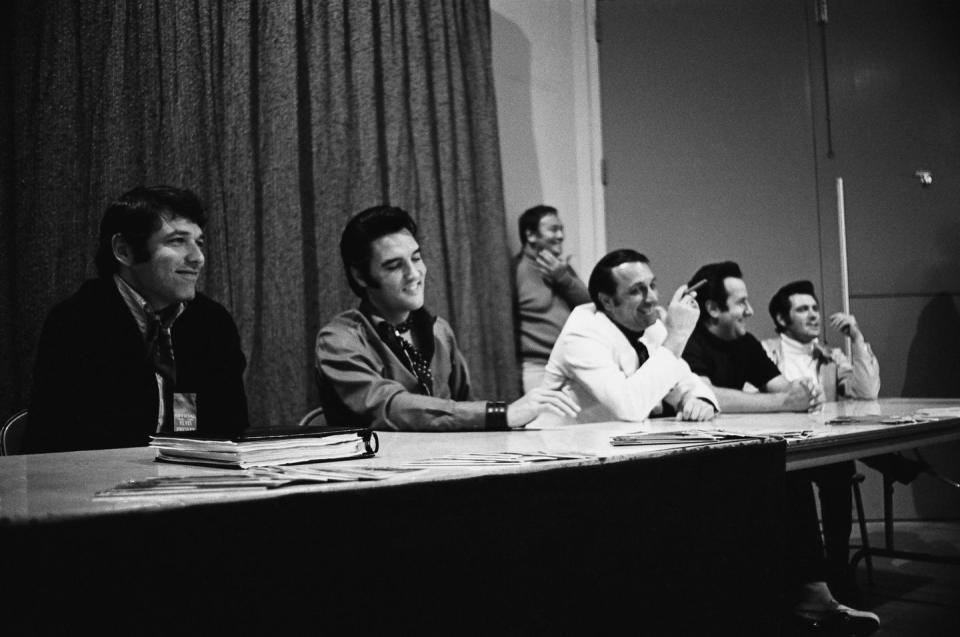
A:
851;520;960;636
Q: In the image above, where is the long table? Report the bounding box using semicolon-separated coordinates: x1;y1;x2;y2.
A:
3;428;782;634
583;397;960;471
3;398;958;634
712;398;960;471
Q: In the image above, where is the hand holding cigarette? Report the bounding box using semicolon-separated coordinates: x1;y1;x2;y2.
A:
684;278;707;298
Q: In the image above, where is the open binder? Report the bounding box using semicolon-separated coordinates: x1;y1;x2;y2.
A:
150;426;378;469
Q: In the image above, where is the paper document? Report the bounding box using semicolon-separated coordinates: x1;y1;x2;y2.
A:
405;451;594;467
610;429;766;447
94;465;419;499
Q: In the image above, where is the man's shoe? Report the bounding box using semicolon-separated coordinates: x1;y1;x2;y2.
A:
791;604;879;636
827;566;863;607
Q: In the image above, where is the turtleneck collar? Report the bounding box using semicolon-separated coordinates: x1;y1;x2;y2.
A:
780;332;817;354
694;323;743;350
780;332;833;363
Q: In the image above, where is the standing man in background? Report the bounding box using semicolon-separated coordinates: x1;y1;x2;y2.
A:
514;205;590;391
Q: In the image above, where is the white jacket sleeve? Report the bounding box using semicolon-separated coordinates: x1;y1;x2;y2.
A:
554;314;716;421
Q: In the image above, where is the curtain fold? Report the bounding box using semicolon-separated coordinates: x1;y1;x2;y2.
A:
0;0;520;429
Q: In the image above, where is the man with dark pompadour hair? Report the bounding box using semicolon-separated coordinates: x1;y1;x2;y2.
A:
763;279;899;607
763;279;879;401
316;205;579;431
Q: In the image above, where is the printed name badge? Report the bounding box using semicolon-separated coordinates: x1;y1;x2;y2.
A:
173;392;198;433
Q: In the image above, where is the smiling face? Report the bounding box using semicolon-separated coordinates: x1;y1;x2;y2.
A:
526;213;564;257
781;293;821;343
118;215;205;310
711;277;753;341
356;229;426;324
601;261;661;332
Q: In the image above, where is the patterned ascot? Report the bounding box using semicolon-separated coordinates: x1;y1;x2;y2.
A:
394;316;434;394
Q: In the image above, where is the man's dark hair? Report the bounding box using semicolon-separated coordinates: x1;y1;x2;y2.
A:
95;185;207;277
588;249;650;309
340;205;419;298
518;204;558;245
769;280;818;333
687;261;743;323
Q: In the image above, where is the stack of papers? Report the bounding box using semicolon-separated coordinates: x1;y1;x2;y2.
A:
405;451;593;467
731;429;814;441
913;407;960;419
825;415;932;426
150;427;376;469
94;465;417;499
610;429;765;447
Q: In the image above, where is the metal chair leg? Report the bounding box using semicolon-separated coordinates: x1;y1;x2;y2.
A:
850;464;960;573
883;472;895;551
850;473;874;585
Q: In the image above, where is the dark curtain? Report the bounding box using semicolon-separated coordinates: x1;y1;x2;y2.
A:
0;0;520;429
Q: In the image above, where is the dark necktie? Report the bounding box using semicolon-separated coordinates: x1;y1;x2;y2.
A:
395;320;433;394
614;324;665;413
615;323;649;367
145;311;177;432
633;339;649;366
145;314;177;384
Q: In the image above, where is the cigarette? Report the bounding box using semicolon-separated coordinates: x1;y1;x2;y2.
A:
685;279;707;296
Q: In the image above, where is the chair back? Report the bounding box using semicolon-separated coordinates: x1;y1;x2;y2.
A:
1;409;28;456
296;406;327;428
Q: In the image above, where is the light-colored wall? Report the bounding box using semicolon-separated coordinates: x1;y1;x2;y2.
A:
596;0;960;521
492;0;959;521
598;0;823;313
490;0;604;275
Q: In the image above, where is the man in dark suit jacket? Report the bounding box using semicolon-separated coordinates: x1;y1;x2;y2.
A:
26;186;249;453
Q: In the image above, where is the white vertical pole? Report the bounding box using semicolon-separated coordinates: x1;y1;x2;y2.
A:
836;177;851;358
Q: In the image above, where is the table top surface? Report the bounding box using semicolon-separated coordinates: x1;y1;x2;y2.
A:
3;398;959;524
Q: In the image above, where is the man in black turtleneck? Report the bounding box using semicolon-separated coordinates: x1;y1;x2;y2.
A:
681;260;879;636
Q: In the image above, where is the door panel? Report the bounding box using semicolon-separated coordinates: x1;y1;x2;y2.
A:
598;0;822;314
598;0;960;518
818;0;960;298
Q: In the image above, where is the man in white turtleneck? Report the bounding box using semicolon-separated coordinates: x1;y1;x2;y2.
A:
762;280;883;609
762;280;880;400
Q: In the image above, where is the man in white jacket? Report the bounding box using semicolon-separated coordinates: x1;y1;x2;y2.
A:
540;249;717;424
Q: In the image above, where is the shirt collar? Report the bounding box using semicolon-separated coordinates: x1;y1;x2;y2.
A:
359;301;436;340
359;300;395;332
359;301;438;387
613;320;646;345
604;312;667;349
114;275;184;338
521;244;541;260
